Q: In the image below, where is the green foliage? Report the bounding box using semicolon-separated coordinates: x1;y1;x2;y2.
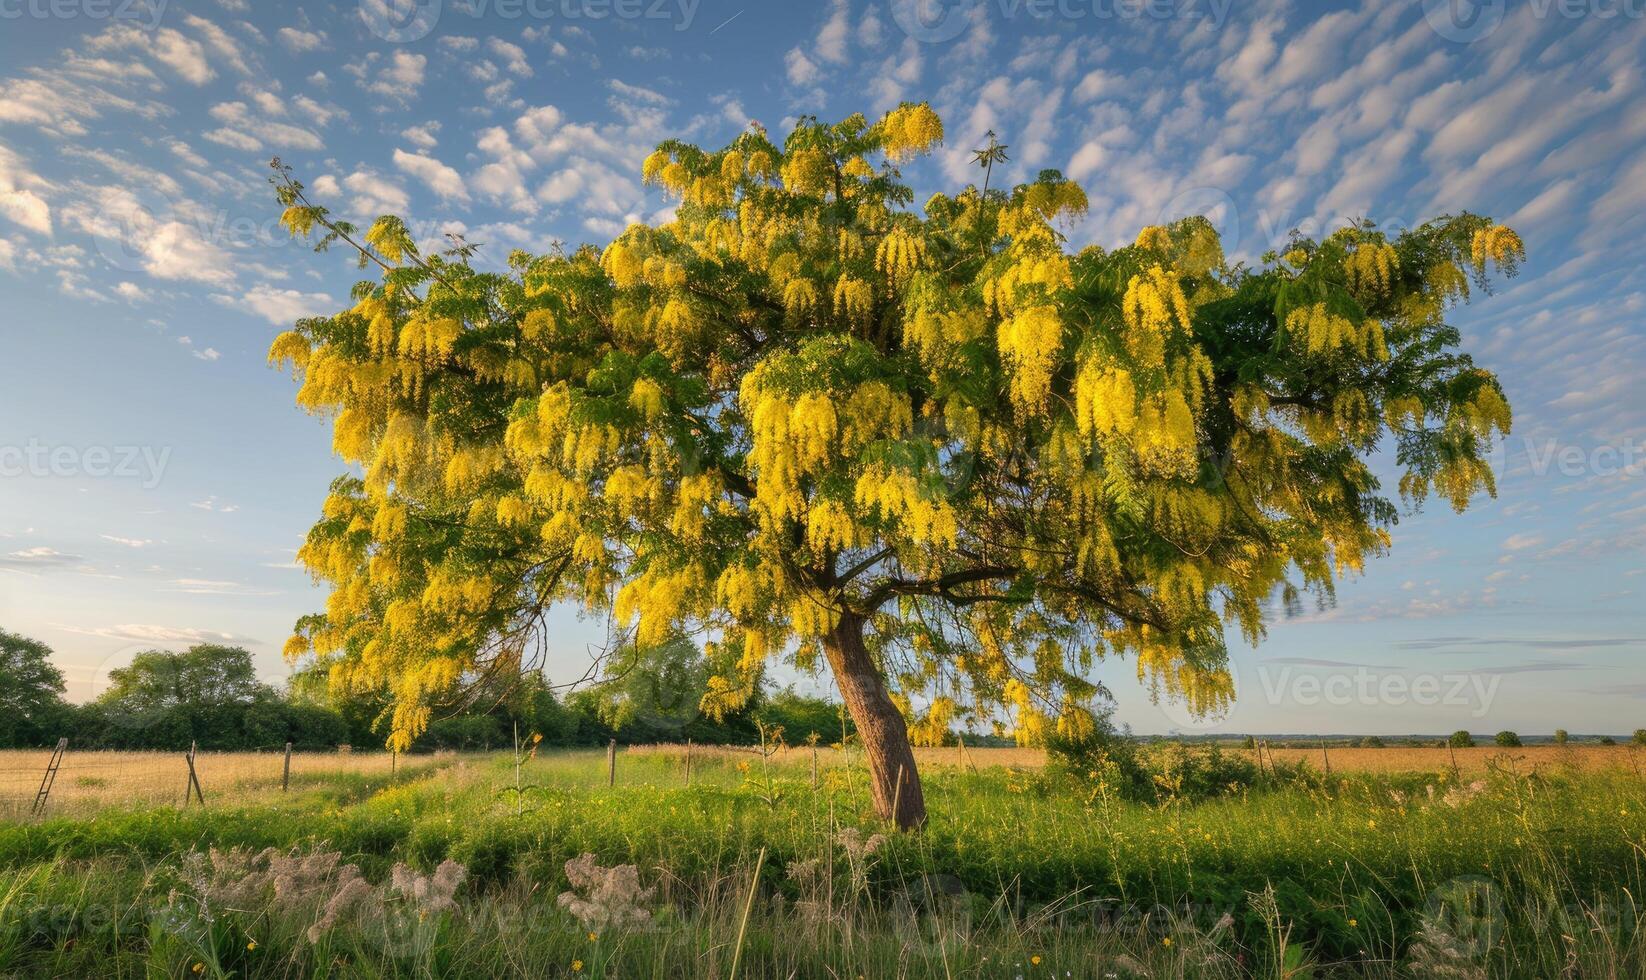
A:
1494;731;1522;747
1633;729;1646;746
754;687;846;745
1449;730;1476;748
0;628;69;748
1554;729;1568;744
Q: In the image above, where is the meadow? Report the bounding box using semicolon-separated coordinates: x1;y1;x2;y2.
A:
2;743;1644;978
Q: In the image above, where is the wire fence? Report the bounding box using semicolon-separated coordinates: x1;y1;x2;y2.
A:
0;745;432;821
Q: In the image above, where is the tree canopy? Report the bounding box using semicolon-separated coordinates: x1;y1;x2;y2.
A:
0;628;68;747
270;104;1520;827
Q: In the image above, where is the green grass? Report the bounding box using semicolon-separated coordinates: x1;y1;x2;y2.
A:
2;748;1643;977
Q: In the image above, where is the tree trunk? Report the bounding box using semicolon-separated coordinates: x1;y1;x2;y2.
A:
822;610;926;830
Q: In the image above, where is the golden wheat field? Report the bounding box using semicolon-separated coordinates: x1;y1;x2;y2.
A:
1253;743;1646;775
0;748;454;819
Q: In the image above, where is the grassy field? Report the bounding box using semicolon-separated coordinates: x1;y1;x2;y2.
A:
2;744;1644;977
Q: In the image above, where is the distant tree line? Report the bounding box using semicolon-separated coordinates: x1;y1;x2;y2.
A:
0;628;849;753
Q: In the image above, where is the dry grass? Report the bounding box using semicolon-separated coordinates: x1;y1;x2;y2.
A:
629;742;1048;770
1256;743;1646;775
0;749;449;820
639;741;1646;775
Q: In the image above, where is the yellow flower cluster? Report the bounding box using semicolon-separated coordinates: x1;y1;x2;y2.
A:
996;304;1063;414
833;276;874;325
1470;224;1524;272
1122;264;1192;339
1345;242;1399;296
781;147;833;196
874;226;927;284
879;103;944;162
1134;225;1172;252
1287;303;1389;360
853;465;958;546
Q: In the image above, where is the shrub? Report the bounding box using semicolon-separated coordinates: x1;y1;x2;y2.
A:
1448;730;1475;748
1356;736;1385;748
1494;731;1522;747
1554;729;1568;744
1633;729;1646;746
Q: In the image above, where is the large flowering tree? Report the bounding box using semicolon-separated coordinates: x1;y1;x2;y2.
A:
270;105;1521;828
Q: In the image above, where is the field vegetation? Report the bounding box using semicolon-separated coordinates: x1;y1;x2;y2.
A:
3;744;1644;977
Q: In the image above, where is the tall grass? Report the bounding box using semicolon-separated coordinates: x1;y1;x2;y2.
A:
1;746;1642;977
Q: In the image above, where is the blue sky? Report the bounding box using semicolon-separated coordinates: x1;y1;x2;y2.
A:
0;0;1641;735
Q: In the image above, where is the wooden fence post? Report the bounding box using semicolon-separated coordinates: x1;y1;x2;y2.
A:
282;741;293;793
684;739;692;787
607;739;617;788
1321;739;1332;776
185;741;205;805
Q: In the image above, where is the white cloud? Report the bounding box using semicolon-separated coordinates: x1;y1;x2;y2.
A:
100;535;152;548
189;496;240;513
393;148;469;201
152;27;215;85
0;547;82;568
785;48;820;87
489;38;533;77
816;0;851;65
212;284;335;325
143;220;235;284
60;623;253;645
339;170;410;219
402;122;441;150
609;79;671;107
0;145;53;235
362;50;427;101
277;28;326;53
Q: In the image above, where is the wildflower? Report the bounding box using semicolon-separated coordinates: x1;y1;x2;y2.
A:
1031;954;1043;965
247;940;258;951
1162;936;1172;947
192;965;204;975
588;932;599;942
1349;918;1358;927
572;960;583;972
